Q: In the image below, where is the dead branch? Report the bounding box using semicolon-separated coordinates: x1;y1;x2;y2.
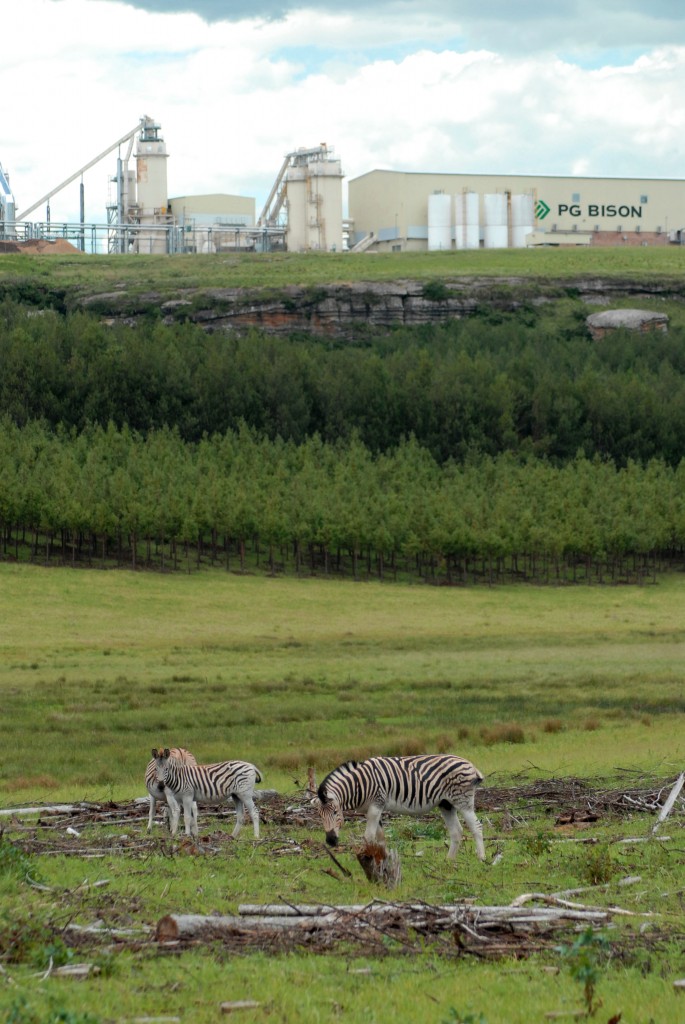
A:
322;843;352;877
509;892;651;917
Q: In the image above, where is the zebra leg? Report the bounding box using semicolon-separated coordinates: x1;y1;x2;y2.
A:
461;805;486;862
231;795;245;838
244;796;260;839
166;791;182;836
364;804;384;844
147;795;156;832
438;802;464;860
181;793;197;837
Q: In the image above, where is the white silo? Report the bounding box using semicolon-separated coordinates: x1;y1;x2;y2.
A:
134;117;170;254
283;145;344;252
483;193;508;248
511;194;534;248
454;191;479;250
428;192;452;251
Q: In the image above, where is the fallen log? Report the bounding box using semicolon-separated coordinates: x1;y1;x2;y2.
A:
652;771;684;834
157;900;613;946
156;913;333;941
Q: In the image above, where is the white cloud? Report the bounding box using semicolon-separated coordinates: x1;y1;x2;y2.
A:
4;1;685;226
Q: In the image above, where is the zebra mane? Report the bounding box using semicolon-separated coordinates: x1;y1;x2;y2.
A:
318;760;359;804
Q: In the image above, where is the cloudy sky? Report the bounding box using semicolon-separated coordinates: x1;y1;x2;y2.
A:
3;0;685;224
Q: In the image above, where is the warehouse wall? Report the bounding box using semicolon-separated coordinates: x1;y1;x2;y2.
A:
348;170;685;250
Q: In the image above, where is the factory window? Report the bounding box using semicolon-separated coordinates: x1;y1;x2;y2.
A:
572;193;580;203
640;195;648;203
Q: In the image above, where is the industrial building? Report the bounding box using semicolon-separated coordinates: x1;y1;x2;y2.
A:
3;114;685;254
2;118;344;255
0;163;15;230
347;170;685;252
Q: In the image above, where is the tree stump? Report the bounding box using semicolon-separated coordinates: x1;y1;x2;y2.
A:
356;841;402;889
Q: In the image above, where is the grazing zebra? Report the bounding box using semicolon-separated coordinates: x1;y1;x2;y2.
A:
145;747;197;831
317;754;486;861
151;748;262;840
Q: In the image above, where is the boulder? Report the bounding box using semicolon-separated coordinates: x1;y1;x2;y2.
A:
586;308;668;340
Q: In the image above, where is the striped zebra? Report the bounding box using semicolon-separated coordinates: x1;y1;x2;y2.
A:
317;754;485;861
145;747;197;832
151;748;262;839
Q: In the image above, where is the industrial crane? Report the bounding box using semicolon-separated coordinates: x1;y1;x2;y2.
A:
15;117;152;221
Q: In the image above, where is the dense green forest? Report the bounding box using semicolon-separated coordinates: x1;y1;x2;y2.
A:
2;296;685;582
3;298;685;465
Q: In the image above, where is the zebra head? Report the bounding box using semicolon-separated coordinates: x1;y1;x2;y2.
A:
317;764;356;847
151;747;170;784
317;790;344;847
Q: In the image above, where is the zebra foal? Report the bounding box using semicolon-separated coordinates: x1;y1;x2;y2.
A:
151;748;262;840
145;746;197;831
317;754;486;861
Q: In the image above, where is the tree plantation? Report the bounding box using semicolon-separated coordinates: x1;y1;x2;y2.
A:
2;293;685;583
1;419;684;583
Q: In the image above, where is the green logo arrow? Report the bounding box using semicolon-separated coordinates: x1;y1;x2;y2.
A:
536;199;551;220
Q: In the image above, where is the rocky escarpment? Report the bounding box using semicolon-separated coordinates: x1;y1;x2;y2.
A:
78;275;685;337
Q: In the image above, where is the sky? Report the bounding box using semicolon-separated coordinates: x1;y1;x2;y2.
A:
3;0;685;224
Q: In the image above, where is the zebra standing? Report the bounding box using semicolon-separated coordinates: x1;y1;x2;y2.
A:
145;746;197;831
317;754;485;861
151;748;262;839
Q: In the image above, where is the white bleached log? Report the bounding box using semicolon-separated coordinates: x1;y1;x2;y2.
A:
652;772;684;833
157;901;612;944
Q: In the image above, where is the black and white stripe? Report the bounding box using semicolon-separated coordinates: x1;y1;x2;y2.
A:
152;748;262;839
145;747;197;831
317;754;485;861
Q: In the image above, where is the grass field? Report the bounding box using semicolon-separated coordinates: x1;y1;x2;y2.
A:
1;563;684;1023
3;245;685;298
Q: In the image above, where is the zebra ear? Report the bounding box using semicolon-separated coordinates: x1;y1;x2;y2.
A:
151;748;158;758
163;748;170;758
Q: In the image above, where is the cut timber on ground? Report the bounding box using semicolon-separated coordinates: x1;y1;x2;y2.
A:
356;840;402;888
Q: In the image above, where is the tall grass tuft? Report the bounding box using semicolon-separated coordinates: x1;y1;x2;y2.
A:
480;723;526;745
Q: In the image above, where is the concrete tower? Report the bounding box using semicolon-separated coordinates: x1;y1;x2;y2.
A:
134;117;170;253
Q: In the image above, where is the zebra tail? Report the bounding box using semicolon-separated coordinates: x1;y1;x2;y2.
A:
255;767;263;784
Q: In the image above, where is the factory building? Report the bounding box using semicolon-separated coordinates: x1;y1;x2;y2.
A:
257;145;344;253
347;170;685;252
6;115;685;256
168;194;256;253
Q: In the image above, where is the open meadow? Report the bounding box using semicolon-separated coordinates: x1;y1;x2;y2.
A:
1;562;684;1023
3;244;685;298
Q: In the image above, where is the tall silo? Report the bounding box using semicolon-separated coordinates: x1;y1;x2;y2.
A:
134;117;170;254
0;163;15;235
428;192;452;250
454;191;479;250
511;194;534;248
283;146;344;252
483;193;508;248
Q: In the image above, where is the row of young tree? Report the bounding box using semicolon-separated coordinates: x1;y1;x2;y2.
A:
3;299;685;465
2;419;684;583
